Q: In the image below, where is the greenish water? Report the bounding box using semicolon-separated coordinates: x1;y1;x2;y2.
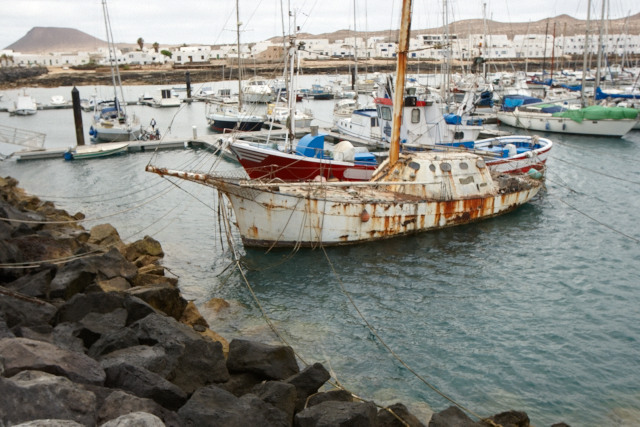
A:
1;82;640;426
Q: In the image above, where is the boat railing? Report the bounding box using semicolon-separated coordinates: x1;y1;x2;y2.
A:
0;124;46;150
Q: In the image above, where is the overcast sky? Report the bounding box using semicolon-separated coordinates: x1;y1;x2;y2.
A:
1;0;638;50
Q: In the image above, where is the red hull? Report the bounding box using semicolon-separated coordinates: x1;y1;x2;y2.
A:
230;143;376;181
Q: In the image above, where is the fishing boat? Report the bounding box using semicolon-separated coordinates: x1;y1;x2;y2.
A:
12;93;38;116
242;76;275;103
64;142;129;160
223;15;376;182
151;89;181;108
229;131;378;181
90;0;141;143
146;0;542;248
441;135;553;174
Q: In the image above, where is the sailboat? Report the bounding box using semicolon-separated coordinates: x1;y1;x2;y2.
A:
205;0;265;133
12;92;38;116
224;11;378;182
89;0;140;143
496;0;639;137
146;0;542;248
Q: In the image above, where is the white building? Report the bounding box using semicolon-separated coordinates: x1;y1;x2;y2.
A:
172;46;212;65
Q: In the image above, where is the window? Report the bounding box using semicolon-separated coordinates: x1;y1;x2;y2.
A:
379;106;392;121
411;108;420;123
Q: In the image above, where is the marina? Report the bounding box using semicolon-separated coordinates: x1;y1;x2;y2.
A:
2;72;640;425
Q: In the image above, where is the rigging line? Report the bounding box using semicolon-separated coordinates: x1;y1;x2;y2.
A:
0;197;174;269
159;176;218;213
121;195;187;242
0;191;190;269
146;102;190;165
29;176;171;202
550;155;640;185
550;137;637;162
318;245;497;425
546;190;640;244
0;184;176;226
0;248;105;269
216;200;412;427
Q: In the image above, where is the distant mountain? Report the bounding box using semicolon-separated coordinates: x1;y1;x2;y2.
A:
7;13;640;54
273;13;640;43
4;27;108;53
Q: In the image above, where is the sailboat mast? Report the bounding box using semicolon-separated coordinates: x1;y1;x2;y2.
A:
594;0;606;100
236;0;243;111
580;0;592;107
550;22;556;83
388;0;412;166
353;0;359;103
288;8;297;143
102;0;126;118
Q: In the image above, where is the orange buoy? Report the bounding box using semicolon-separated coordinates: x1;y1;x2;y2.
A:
360;209;370;222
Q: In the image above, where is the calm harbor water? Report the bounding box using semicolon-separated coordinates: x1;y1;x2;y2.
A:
1;78;640;426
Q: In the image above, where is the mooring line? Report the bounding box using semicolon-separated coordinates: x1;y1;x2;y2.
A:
319;245;501;426
545;175;640;244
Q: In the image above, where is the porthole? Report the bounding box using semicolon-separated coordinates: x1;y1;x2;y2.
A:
476;159;486;169
440;163;451;172
429;164;436;172
459;162;468;170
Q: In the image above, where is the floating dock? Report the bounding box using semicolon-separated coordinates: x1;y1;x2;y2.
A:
7;126;322;162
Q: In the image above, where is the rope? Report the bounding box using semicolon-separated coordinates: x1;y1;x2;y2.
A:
550;155;640;185
545;176;640;244
319;245;501;427
0;185;176;225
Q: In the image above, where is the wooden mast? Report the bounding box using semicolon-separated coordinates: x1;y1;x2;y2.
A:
388;0;412;166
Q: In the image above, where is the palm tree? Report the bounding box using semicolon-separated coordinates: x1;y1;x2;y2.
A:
152;42;159;53
0;54;14;67
137;37;144;50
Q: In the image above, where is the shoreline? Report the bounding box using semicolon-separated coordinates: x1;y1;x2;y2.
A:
0;57;563;90
0;175;557;426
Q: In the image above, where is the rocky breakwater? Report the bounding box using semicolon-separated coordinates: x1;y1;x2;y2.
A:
0;175;541;427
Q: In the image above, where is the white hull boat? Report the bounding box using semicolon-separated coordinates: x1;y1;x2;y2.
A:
145;0;543;249
64;142;129;160
496;107;638;137
146;151;542;247
13;95;38;116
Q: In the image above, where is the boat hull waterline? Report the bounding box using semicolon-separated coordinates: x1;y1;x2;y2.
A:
496;110;638;137
65;142;129;160
230;142;376;182
146;162;541;247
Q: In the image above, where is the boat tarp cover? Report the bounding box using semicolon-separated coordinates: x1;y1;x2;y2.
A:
502;95;542;110
539;105;566;114
552;105;639;123
444;114;462;125
295;133;327;158
595;86;640;100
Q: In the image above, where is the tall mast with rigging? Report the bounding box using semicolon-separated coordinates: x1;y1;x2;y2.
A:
388;0;412;166
580;0;592;107
236;0;243;111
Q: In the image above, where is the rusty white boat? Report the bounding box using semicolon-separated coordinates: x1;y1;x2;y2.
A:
145;0;543;248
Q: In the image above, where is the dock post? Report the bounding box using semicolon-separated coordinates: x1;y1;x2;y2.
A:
71;86;85;146
185;72;191;98
351;68;356;90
